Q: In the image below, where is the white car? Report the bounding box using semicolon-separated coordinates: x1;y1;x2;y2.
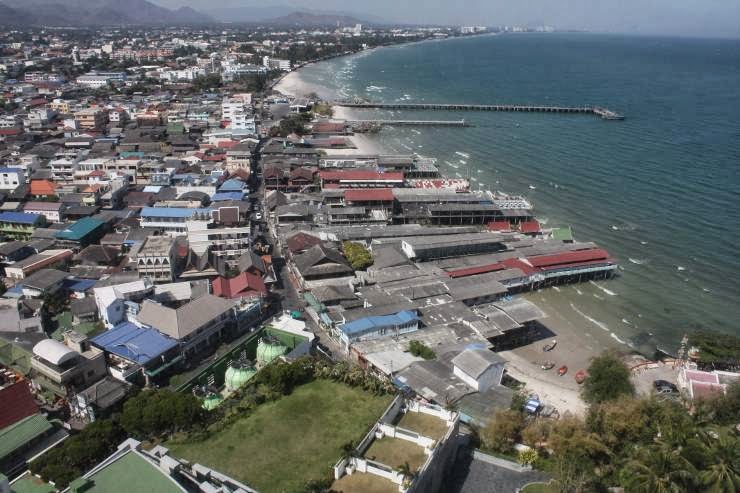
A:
255;212;263;220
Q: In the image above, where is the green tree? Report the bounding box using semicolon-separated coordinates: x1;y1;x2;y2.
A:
342;241;373;270
480;409;524;454
121;389;205;439
582;351;634;405
620;444;697;493
408;341;435;360
697;428;740;493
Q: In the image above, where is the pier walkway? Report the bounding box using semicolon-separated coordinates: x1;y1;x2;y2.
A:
348;119;468;128
335;102;624;120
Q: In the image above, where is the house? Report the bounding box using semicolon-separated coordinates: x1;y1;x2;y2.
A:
0;298;43;334
29;179;58;197
71;297;99;324
286;231;323;254
3;249;74;280
131;236;175;284
94;278;154;328
451;348;506;392
0;212;45;240
292;244;353;285
339;310;420;348
90;322;180;385
212;271;267;300
68;376;130;425
30;335;107;397
22;201;64;223
135;294;237;357
0;241;35;264
55;217;107;248
20;268;68;298
0;168;23;191
74;245;121;267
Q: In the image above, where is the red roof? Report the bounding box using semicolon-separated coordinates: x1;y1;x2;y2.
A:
0;128;23;136
344;188;394;202
0;381;39;429
312;122;346;133
684;370;720;384
286;232;322;254
518;220;541;234
500;258;539;275
486;221;512;232
447;262;507;279
526;249;610;268
203;154;226;162
319;170;404;182
691;381;725;400
30;179;58;196
212;271;267;299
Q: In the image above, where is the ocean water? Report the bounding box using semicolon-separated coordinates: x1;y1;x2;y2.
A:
292;33;740;353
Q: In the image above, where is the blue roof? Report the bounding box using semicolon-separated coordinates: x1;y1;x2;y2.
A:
55;217;105;241
0;168;22;174
211;191;244;201
63;278;97;292
91;322;179;365
342;310;419;335
140;207;212;219
0;212;43;225
218;178;246;192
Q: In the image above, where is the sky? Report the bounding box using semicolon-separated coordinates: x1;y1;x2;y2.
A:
156;0;740;38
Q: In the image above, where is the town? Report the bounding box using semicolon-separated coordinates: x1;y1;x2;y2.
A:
0;19;738;493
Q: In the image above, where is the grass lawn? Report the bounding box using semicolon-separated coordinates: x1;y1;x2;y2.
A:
331;472;398;493
396;411;449;441
521;481;558;493
364;437;427;471
51;311;102;340
167;379;392;493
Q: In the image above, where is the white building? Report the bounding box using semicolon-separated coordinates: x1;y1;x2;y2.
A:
451;348;506;392
131;236;176;284
262;56;291;71
94;278;154;328
0;167;24;190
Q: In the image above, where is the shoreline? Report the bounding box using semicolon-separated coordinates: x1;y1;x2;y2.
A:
273;35;651;416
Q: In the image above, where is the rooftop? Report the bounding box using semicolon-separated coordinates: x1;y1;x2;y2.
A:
91;322;178;365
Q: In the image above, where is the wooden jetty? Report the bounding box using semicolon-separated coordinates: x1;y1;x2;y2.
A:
348;119;468;129
335;101;624;120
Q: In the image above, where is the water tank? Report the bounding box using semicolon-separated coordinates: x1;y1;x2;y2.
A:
224;361;256;392
256;336;288;366
202;393;223;411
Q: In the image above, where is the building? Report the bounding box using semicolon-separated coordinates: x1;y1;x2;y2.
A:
136;294;237;357
132;236;176;284
339;310;420;348
94;278;155;328
0;168;23;190
91;322;180;385
451;348;506;392
4;249;74;281
30;336;107;397
55;217;107;248
74;108;108;130
212;271;267;300
22;201;64;223
0;212;45;240
139;207;213;235
21;268;68;298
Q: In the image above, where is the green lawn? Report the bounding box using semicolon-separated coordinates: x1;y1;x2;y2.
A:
364;437;428;471
521;481;558;493
167;380;392;493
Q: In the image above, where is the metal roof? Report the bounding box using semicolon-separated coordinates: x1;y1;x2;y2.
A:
33;339;78;366
342;310;419;335
55;217;105;241
140;207;212;218
91;322;178;365
0;212;43;225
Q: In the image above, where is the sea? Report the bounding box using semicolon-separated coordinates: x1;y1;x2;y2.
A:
287;33;740;355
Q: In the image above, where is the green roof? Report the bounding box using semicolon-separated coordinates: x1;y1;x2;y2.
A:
55;218;105;241
9;472;56;493
79;450;183;493
0;414;52;460
551;226;574;242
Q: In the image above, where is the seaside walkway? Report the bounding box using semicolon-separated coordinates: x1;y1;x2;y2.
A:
348;119;469;128
335;102;624;120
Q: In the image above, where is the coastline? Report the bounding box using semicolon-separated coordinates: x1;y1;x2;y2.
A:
273;38;640;416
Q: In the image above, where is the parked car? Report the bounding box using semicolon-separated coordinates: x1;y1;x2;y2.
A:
653;379;679;394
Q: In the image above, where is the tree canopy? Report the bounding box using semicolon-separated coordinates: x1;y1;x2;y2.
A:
342;241;373;271
581;351;634;405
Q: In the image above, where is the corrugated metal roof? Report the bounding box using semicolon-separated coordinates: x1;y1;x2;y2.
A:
55;217;105;241
0;413;52;460
342;310;419;335
91;322;178;365
0;212;43;225
140;207;212;218
211;191;244;201
344;188;394;202
527;248;610;268
0;381;39;430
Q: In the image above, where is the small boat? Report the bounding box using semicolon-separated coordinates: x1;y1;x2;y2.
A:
542;340;557;352
575;369;588;384
558;365;568;376
541;361;555;371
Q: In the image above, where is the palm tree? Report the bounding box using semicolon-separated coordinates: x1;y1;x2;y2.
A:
397;461;416;487
621;445;697;493
698;428;740;493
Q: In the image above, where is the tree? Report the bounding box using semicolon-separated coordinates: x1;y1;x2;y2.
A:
694;380;740;426
480;409;524;454
620;444;697;493
342;241;373;270
582;351;634;405
697;428;740;493
121;389;205;439
408;341;435;360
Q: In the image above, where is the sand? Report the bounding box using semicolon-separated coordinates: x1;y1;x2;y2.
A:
274;70;333;100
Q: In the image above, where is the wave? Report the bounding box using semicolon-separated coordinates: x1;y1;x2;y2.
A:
610;332;629;345
590;281;617;296
628;257;646;265
570;303;610;331
455;151;471;158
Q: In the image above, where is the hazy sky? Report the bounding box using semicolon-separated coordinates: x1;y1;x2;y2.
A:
157;0;740;38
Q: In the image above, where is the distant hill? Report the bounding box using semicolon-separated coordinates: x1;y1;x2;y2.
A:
0;0;214;26
210;4;384;25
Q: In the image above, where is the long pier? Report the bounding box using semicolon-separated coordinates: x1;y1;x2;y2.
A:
336;102;624;120
348;119;468;127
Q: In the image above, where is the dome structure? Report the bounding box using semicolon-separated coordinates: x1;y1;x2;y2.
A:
201;393;223;411
256;336;288;366
224;361;256;392
32;339;78;366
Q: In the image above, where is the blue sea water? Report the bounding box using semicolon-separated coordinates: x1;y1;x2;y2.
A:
292;33;740;353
